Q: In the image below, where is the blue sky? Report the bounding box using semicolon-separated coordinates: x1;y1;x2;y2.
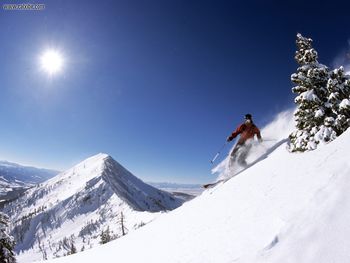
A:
0;0;349;183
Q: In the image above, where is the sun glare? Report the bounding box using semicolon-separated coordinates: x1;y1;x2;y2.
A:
39;50;64;75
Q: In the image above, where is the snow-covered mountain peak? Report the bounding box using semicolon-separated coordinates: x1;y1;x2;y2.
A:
75;153;110;167
55;152;109;179
28;153;183;213
60;152;185;211
4;153;184;261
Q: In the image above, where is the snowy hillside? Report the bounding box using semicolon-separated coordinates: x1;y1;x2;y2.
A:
44;110;350;263
0;161;58;200
2;153;184;262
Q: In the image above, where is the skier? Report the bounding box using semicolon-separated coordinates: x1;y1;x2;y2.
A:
203;114;262;189
227;114;262;167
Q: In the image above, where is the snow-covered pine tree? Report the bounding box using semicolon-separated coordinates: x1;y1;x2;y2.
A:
99;226;111;244
289;33;335;151
325;66;350;135
0;212;16;263
69;242;77;255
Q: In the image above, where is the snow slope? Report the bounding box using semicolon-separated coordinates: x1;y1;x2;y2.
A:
3;153;184;262
44;110;350;263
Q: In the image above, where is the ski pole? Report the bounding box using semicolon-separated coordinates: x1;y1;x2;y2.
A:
210;142;228;164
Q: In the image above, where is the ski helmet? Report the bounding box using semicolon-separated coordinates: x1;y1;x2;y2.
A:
245;114;252;120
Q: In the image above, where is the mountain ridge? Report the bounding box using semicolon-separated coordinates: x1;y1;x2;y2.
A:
3;153;184;261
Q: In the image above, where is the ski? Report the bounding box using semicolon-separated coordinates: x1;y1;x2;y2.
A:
202;179;225;189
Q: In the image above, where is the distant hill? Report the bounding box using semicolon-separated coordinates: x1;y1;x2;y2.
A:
148;182;203;199
0;160;58;201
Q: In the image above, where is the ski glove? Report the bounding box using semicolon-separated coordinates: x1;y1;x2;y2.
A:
227;136;234;142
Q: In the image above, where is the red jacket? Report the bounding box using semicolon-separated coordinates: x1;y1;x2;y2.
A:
230;123;262;144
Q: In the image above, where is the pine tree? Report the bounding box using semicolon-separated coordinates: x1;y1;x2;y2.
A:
99;226;111;244
118;212;127;236
69;242;77;255
290;34;350;152
289;33;335;151
0;213;16;263
326;66;350;134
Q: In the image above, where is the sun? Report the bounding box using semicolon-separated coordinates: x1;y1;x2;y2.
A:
39;49;64;75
